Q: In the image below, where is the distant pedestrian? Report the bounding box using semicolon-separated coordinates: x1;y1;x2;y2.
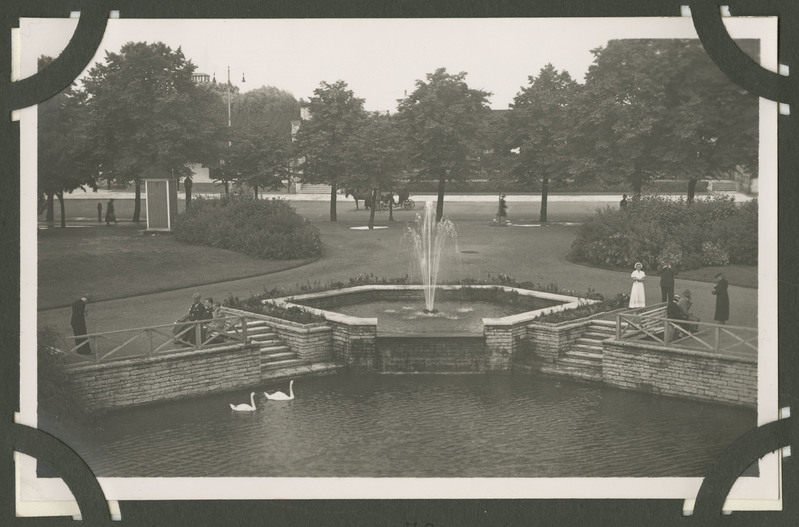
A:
659;263;675;303
629;262;646;308
712;273;729;324
498;193;508;226
105;199;117;225
71;295;92;355
97;202;102;223
620;194;629;211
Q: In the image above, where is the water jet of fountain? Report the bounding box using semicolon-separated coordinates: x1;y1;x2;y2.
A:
407;201;458;312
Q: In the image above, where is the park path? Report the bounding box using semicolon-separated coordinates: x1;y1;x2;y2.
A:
37;219;758;351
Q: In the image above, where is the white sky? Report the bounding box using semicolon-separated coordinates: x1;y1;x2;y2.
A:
15;17;750;113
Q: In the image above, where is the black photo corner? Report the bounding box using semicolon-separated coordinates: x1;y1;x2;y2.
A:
2;0;797;526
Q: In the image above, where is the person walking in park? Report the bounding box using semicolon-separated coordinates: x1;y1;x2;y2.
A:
71;294;92;355
105;198;117;225
498;193;508;226
620;194;629;211
97;202;102;223
629;262;646;308
712;273;729;324
659;262;675;303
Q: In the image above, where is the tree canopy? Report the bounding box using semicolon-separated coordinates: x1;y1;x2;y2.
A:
504;64;578;221
80;41;222;221
293;80;366;221
397;68;491;221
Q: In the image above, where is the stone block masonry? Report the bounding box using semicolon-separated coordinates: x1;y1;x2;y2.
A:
376;336;487;373
603;340;757;408
67;343;262;412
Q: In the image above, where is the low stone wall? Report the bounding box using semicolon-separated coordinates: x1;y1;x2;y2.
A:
331;320;378;371
375;336;487;372
67;343;261;412
602;340;757;408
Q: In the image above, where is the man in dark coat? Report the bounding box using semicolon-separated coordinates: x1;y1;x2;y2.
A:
666;294;688;338
498;193;508;225
659;263;675;303
183;292;207;344
712;273;729;324
71;295;92;355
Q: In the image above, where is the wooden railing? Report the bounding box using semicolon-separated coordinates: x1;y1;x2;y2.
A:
67;315;251;364
615;313;757;355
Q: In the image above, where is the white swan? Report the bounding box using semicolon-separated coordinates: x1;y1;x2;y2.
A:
264;380;294;401
229;392;257;411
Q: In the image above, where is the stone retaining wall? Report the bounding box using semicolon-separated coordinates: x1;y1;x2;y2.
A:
67;343;261;412
526;319;592;363
376;336;487;372
602;340;757;408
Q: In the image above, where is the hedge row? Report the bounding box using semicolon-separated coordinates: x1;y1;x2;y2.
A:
173;196;322;260
403;179;709;194
569;195;758;271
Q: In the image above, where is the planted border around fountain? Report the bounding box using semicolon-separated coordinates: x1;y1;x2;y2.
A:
267;285;598;372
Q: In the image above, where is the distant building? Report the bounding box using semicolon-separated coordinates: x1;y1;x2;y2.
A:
192;72;211;84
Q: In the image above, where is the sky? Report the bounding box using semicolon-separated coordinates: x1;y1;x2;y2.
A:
15;16;763;113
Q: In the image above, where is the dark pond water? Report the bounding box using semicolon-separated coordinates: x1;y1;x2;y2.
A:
332;300;524;334
51;373;756;478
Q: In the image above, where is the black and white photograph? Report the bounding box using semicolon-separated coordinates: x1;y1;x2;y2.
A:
14;12;783;516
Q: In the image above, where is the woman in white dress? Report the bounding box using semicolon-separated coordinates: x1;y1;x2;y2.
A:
629;262;646;308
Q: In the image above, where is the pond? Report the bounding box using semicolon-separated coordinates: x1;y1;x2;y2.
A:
49;373;756;478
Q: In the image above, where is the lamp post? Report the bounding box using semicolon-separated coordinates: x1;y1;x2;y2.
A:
213;67;245;194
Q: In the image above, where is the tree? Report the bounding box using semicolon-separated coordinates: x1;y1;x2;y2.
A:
293;80;366;221
504;64;578;222
226;121;293;198
573;39;758;199
397;68;491;221
38;56;96;228
80;42;221;222
347;112;408;228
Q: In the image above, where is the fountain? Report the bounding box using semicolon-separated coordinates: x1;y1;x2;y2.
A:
406;201;458;313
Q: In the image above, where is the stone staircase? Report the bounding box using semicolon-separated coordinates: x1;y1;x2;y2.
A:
540;319;617;382
240;320;307;374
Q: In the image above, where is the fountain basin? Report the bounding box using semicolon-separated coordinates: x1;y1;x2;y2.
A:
263;285;597;373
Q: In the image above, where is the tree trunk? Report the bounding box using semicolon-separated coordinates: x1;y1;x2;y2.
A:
224;180;229;195
388;188;395;222
368;188;378;229
329;183;337;222
184;178;193;209
632;176;643;198
57;191;65;228
46;193;54;226
540;176;549;223
253;184;259;200
687;177;698;204
133;181;141;222
436;177;446;222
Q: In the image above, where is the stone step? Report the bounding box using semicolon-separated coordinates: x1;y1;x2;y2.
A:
261;352;298;364
589;319;617;328
250;334;280;344
565;349;603;361
261;358;307;370
246;327;277;336
570;343;603;355
539;364;602;383
582;330;614;340
574;337;603;347
259;345;292;356
558;356;603;369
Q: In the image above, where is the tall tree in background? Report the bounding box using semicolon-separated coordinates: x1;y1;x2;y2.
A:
572;39;758;198
347;112;408;229
81;42;220;222
38;56;96;228
504;64;578;222
397;68;491;221
293;80;366;221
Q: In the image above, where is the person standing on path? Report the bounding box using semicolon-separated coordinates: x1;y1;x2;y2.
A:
71;295;92;355
498;193;508;226
629;262;646;308
97;202;102;223
105;199;117;225
659;263;675;303
712;272;729;324
620;194;629;211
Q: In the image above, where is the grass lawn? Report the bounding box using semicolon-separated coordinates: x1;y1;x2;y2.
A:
37;225;316;309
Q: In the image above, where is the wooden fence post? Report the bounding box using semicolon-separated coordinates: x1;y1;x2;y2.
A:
715;326;721;353
616;315;621;340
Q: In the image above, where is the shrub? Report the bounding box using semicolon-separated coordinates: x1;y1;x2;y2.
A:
173;196;322;260
224;295;326;324
570;195;757;271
